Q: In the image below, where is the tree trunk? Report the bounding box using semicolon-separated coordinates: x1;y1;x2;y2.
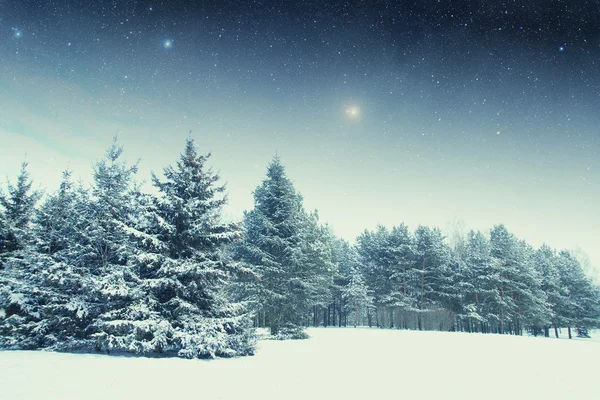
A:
554;325;559;338
403;265;407;296
568;327;572;339
333;300;336;327
500;282;505;334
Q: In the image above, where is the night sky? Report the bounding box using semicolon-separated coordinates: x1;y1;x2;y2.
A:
1;1;599;266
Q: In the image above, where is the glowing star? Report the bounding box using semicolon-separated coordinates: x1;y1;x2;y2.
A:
163;39;173;49
345;105;360;119
558;45;565;52
12;29;22;39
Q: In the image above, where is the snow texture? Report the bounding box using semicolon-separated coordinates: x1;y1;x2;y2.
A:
1;327;599;400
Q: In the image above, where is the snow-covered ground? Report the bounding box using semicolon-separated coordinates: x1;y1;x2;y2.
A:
1;327;599;399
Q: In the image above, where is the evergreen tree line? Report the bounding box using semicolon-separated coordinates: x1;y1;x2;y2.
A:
1;139;599;360
0;138;255;358
230;154;600;339
350;225;600;339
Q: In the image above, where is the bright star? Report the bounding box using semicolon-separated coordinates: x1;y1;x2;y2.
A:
345;105;361;120
163;39;173;49
559;45;565;52
12;29;22;39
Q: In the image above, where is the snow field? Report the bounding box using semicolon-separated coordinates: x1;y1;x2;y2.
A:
1;327;599;400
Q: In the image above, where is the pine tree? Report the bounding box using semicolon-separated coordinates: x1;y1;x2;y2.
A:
342;261;373;327
297;211;335;327
556;251;600;339
357;226;396;327
96;138;255;358
461;230;495;333
0;170;91;350
533;245;568;337
80;138;145;352
356;224;415;329
329;238;360;327
489;225;550;335
0;201;14;264
0;161;41;264
412;226;453;330
234;156;310;337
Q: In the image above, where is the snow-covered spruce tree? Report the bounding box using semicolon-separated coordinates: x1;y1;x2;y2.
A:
533;245;568;337
234;156;317;338
0;199;14;264
79;138;147;353
297;210;335;328
357;224;415;329
102;138;255;358
339;245;373;327
0;171;93;349
489;225;550;335
556;251;600;339
0;161;44;348
0;161;41;266
459;230;495;333
328;237;362;327
411;226;454;331
512;240;552;335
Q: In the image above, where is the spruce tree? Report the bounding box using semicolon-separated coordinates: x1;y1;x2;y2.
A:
95;138;255;358
234;156;309;337
297;211;335;327
357;224;414;329
556;251;600;338
461;230;495;332
0;161;41;264
0;170;91;349
412;226;453;330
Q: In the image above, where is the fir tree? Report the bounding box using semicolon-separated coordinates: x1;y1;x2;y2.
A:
341;252;373;328
234;156;311;337
556;251;600;339
0;170;91;350
297;210;335;327
0;161;41;264
412;226;453;330
108;138;256;358
461;230;495;333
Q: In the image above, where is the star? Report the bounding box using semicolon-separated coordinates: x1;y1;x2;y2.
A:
344;105;360;120
163;39;173;49
558;45;565;52
12;29;22;39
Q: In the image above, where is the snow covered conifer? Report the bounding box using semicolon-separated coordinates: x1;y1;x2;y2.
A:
234;156;311;337
0;161;41;263
0;170;91;349
109;138;256;358
340;250;373;328
297;211;335;326
81;138;146;351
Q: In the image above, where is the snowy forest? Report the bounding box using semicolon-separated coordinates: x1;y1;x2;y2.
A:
1;138;599;359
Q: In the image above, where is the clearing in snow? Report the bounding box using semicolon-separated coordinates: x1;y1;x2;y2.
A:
1;327;598;400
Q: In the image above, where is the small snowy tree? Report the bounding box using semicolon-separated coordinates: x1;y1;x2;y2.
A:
0;161;41;263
